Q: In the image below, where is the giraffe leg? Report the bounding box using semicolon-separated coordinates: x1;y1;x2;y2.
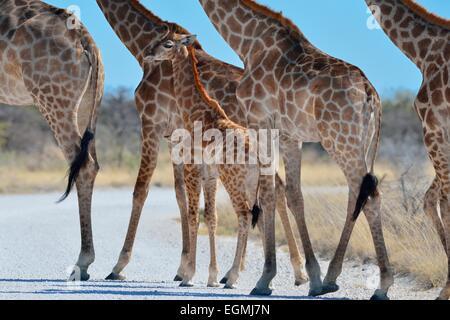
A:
180;164;202;287
282;142;323;296
240;238;247;272
203;174;220;288
422;130;450;300
219;165;251;289
31;92;98;282
437;197;450;300
250;174;277;296
275;174;308;286
321;180;360;295
173;162;189;282
71;147;99;282
106;123;163;280
364;194;394;300
424;177;447;252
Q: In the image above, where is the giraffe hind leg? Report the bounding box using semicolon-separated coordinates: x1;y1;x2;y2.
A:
203;173;220;288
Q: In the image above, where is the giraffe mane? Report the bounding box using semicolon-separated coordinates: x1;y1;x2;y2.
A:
129;0;203;49
241;0;303;39
188;46;230;120
401;0;450;29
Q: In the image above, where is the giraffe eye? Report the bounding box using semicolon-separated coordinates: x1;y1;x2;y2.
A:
163;41;174;49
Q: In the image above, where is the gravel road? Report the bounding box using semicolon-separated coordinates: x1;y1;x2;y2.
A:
0;188;440;300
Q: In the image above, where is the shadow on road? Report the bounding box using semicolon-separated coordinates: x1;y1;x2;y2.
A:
0;279;349;300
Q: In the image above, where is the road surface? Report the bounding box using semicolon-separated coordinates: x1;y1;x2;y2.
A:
0;188;440;300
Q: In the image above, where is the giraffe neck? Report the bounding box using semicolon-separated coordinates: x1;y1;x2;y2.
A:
171;47;229;128
366;0;449;70
96;0;169;65
199;0;309;65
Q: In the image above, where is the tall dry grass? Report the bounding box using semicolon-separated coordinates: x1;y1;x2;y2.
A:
207;162;447;289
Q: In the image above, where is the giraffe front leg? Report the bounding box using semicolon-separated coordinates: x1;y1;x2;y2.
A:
106;124;163;281
173;162;189;282
250;174;277;296
180;164;202;287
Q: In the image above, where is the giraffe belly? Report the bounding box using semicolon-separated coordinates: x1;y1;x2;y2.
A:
280;112;321;143
0;66;34;106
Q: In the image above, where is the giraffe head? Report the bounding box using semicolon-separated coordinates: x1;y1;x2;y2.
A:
144;33;197;62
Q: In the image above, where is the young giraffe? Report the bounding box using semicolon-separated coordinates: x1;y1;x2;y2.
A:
145;33;263;289
96;0;308;287
199;0;392;299
0;0;104;280
366;0;450;300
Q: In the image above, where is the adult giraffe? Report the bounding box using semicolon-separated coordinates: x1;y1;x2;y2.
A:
366;0;450;300
96;0;307;288
0;0;104;280
199;0;392;299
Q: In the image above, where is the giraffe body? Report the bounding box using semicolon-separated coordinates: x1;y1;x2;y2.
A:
0;0;104;280
366;0;450;300
199;0;392;299
97;0;307;287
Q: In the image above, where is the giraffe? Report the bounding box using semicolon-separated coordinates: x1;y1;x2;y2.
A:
366;0;450;300
96;0;308;288
0;0;104;280
145;34;265;288
199;0;392;300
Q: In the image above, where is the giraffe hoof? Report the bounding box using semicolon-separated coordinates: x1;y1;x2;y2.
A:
435;297;448;301
295;276;309;287
220;277;228;284
224;283;237;290
207;282;221;288
69;270;90;282
250;287;273;296
320;283;340;295
105;272;126;281
180;281;195;288
173;275;183;282
370;290;390;301
308;287;324;297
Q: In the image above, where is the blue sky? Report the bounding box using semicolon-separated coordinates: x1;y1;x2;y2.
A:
46;0;449;97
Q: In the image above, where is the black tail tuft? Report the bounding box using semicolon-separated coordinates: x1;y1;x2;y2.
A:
251;204;262;229
58;129;95;203
352;174;379;221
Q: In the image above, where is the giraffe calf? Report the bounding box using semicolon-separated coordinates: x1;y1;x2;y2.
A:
145;33;260;289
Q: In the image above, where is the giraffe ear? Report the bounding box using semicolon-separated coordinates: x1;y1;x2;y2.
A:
179;34;197;47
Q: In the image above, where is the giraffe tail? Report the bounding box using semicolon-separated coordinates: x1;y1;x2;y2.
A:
58;31;102;202
58;130;95;202
352;85;382;221
352;174;379;221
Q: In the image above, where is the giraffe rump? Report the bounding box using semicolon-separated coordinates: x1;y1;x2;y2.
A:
58;31;102;203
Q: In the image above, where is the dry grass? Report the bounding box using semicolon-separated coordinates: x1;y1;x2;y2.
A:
205;163;447;289
0;148;175;194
